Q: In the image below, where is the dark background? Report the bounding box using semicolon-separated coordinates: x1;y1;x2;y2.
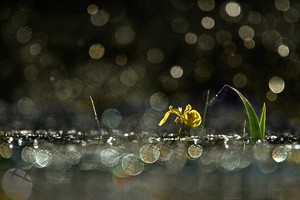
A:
0;0;299;133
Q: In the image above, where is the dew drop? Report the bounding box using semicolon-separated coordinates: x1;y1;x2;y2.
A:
272;146;288;163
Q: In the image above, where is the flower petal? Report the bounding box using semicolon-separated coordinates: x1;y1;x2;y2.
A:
158;111;171;126
183;110;202;127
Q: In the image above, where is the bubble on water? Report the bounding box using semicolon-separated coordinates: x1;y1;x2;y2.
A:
139;144;160;164
35;149;53;168
284;144;292;152
100;148;121;168
157;143;173;161
64;146;81;165
0;143;13;158
253;144;270;161
2;168;32;200
272;146;288;162
188;144;203;159
121;154;144;176
21;146;37;164
257;158;278;173
220;151;240;172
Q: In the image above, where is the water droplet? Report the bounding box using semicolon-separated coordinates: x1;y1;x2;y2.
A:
272;146;288;163
122;154;144;176
188;144;203;159
139;144;160;164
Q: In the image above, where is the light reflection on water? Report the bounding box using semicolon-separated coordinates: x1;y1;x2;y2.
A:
0;130;300;199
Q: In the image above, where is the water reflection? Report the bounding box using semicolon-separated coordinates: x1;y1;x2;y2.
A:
1;130;300;199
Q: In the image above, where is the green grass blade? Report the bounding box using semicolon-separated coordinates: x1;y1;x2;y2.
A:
227;85;261;140
259;103;266;139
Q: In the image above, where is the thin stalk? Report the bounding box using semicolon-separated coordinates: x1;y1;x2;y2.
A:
90;96;101;133
202;89;210;127
200;90;210;140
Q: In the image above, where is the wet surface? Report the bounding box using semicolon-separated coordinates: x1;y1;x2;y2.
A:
1;130;300;199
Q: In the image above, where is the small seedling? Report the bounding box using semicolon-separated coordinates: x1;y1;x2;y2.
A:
212;85;266;140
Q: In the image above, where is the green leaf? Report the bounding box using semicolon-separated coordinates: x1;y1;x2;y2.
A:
227;85;262;140
259;103;266;139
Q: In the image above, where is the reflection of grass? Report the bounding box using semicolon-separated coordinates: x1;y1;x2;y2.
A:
226;85;266;140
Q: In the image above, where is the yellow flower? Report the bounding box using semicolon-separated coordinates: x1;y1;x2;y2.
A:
158;104;202;128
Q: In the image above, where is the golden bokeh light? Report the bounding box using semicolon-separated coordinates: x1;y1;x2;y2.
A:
170;65;184;78
225;1;241;17
29;43;42;56
227;53;243;68
239;25;254;40
274;0;290;12
147;48;164;64
115;54;128;66
24;64;39;82
201;16;215;29
120;69;138;87
89;44;105;60
244;38;256;49
216;30;232;45
185;32;198;45
115;26;136;45
277;44;289;57
269;76;285;94
16;26;32;43
18;97;34;115
87;4;99;15
248;11;262;24
198;34;215;50
266;90;277;102
283;7;299;23
90;9;109;27
194;59;214;82
233;73;247;88
171;17;189;33
197;0;215;12
150;92;168;111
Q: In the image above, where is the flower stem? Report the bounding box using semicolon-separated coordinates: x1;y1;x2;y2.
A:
178;123;185;137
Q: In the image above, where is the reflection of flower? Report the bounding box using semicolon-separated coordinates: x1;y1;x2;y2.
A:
158;104;202;128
